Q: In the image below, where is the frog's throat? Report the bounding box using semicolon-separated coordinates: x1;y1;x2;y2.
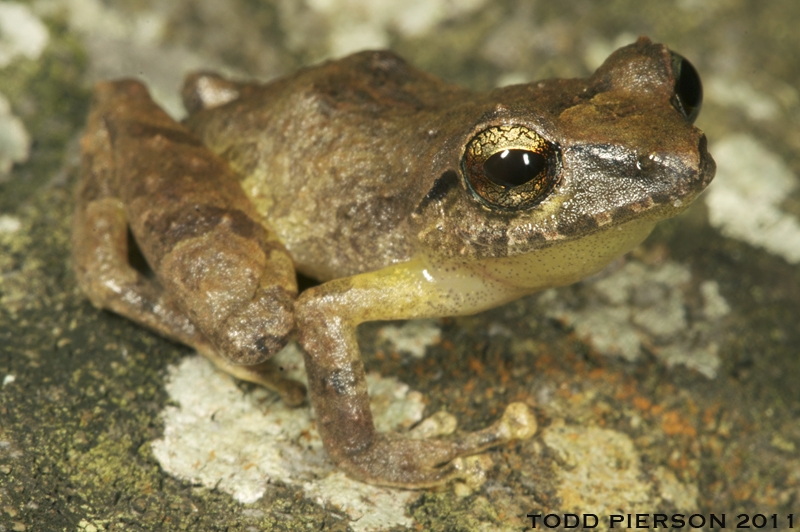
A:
417;216;658;315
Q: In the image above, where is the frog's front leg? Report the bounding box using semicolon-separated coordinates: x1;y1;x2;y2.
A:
296;260;537;488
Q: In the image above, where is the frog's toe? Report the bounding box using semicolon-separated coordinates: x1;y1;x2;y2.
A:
335;402;536;488
199;349;307;406
498;402;538;440
409;402;536;443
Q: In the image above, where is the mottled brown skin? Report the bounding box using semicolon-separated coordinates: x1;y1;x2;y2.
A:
73;37;714;487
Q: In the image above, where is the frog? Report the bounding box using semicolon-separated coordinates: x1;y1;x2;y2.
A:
72;36;715;488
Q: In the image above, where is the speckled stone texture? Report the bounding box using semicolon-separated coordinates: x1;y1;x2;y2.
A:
1;1;799;531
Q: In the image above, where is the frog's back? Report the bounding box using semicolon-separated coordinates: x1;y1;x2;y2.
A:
183;51;469;281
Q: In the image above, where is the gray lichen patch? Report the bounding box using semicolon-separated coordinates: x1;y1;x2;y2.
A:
2;1;799;531
539;258;729;378
0;2;49;68
151;346;426;531
0;3;44;180
295;0;492;58
377;318;442;359
706;134;800;264
0;92;30;178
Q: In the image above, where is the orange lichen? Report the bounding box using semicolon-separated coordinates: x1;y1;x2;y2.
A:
660;410;697;437
468;356;485;376
633;396;652;411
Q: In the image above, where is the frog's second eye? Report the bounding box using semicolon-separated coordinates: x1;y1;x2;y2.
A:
462;125;561;210
669;51;703;124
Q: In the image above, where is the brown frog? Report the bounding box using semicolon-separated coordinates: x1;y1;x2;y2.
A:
73;37;714;488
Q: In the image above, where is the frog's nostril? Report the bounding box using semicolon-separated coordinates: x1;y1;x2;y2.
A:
697;135;716;185
635;153;659;173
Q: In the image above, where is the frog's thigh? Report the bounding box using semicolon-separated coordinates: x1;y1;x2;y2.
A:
72;191;207;343
295;262;536;488
92;80;297;367
73;81;303;404
72;197;306;404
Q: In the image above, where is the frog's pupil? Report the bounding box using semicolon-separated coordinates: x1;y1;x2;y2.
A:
483;149;545;189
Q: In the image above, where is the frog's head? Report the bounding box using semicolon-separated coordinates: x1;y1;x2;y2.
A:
412;36;714;278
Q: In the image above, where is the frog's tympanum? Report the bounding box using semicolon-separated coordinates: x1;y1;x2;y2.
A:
73;37;714;488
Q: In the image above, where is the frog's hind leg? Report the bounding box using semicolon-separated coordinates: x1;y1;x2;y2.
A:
72;90;203;351
72;81;305;406
72;186;306;405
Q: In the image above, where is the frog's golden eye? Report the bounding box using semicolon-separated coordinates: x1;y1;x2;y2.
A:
669;51;702;124
462;125;561;211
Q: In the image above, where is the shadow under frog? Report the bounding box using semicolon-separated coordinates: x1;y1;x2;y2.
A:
72;36;714;488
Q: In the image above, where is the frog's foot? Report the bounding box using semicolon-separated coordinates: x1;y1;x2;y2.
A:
333;402;536;488
201;348;306;406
